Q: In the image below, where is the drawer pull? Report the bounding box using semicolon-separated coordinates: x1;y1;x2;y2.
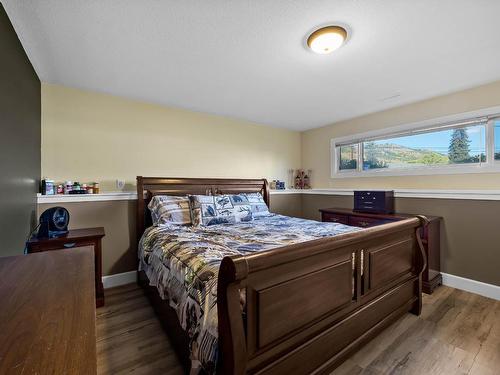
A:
63;243;77;248
358;221;370;227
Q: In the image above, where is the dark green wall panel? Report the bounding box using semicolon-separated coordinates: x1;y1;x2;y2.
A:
0;3;40;256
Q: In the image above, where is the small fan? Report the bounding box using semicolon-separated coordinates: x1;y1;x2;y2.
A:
37;207;70;238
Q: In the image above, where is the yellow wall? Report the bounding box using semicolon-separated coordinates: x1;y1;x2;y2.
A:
43;80;500;191
42;84;301;190
302;80;500;189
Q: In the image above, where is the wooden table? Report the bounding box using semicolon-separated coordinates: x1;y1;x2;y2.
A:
0;248;97;374
26;227;105;307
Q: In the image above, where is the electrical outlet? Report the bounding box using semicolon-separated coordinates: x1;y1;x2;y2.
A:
116;179;125;190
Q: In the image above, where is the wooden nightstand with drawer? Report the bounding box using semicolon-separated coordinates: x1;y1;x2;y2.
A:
320;208;442;294
26;227;106;307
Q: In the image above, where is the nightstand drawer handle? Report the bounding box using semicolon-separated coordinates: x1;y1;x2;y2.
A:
63;243;77;248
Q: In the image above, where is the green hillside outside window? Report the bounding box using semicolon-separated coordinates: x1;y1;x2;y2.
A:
361;124;486;170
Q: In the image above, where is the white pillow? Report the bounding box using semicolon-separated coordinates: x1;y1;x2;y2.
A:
244;192;271;217
148;195;192;225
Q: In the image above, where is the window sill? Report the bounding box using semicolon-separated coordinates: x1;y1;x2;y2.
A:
332;163;500;178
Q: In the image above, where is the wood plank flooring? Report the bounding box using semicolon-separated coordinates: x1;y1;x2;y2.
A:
97;284;500;375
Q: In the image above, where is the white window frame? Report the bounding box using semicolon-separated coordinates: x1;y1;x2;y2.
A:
331;106;500;178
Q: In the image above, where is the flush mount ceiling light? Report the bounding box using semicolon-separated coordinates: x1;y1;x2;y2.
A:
307;25;348;54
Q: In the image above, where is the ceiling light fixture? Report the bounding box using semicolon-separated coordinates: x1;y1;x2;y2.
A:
307;25;348;54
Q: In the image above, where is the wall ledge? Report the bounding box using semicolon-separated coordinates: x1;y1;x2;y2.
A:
37;191;137;203
37;188;500;203
297;188;500;201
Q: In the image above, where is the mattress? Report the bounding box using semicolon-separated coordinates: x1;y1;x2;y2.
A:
138;214;360;374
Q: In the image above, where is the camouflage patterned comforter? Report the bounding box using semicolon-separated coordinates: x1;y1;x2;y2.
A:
138;214;359;374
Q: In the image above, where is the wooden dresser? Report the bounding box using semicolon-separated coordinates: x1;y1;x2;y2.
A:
26;227;105;307
319;207;442;294
0;247;97;374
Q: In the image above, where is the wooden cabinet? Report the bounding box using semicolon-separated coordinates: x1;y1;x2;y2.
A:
26;227;106;307
319;208;442;294
0;248;97;374
321;212;349;225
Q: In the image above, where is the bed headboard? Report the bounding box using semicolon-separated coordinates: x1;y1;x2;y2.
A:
136;176;270;242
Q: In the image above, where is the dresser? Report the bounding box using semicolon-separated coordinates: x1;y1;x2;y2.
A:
319;207;442;294
26;227;105;307
0;248;97;374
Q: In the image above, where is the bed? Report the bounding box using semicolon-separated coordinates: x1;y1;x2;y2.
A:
136;177;428;375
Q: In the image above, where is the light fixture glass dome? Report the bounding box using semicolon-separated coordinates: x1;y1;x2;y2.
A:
307;26;347;54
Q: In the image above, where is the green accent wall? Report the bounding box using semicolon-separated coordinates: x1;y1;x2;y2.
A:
0;3;40;256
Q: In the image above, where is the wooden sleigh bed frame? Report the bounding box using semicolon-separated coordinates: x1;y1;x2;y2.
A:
136;176;428;375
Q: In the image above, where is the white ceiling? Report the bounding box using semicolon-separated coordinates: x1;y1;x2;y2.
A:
4;0;500;131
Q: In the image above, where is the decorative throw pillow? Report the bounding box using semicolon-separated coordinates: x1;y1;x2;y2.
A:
148;195;192;225
244;192;271;217
189;194;253;226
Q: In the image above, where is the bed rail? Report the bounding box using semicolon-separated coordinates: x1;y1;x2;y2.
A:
218;216;428;375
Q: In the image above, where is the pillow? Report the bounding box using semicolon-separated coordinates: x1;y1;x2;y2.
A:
189;194;253;226
244;192;271;218
148;195;192;226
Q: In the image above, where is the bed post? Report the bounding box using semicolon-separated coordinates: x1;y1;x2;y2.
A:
136;176;145;244
136;176;145;286
217;256;249;375
263;179;270;207
411;215;429;315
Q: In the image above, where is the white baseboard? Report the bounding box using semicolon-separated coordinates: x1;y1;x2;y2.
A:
441;272;500;301
102;270;137;289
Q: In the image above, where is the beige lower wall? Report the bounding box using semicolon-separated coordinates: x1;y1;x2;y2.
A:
41;84;301;191
38;201;137;275
268;193;302;218
302;194;500;287
37;194;302;276
39;193;500;287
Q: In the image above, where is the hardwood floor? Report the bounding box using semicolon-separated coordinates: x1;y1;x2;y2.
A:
97;284;500;375
97;284;184;375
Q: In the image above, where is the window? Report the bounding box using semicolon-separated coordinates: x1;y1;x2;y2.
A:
332;115;500;177
339;144;358;170
495;119;500;161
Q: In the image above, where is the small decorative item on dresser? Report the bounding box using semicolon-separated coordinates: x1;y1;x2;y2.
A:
288;169;295;189
40;179;55;195
354;190;394;214
93;182;100;194
295;169;307;189
64;181;73;194
303;169;312;189
293;169;312;189
294;170;301;189
26;227;106;307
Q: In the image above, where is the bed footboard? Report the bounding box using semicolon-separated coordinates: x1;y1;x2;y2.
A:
217;217;427;375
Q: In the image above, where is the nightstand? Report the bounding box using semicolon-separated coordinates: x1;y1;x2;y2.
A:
319;208;442;294
26;227;106;307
